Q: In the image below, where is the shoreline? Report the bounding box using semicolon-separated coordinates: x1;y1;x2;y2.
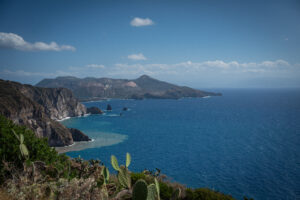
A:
55;139;95;154
56;113;91;122
81;96;215;103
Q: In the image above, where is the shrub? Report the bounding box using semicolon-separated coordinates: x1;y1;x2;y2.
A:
0;115;69;183
159;181;174;200
131;172;147;185
184;188;235;200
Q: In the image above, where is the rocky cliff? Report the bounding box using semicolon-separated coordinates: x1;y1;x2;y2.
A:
36;75;221;101
0;79;87;147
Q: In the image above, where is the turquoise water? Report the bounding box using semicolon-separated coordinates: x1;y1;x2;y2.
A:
61;89;300;200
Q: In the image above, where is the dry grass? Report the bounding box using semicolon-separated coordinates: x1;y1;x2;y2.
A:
0;188;12;200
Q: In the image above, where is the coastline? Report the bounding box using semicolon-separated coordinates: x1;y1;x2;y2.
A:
55;131;128;154
55;139;95;154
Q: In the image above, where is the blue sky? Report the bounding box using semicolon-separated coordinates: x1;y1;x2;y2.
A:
0;0;300;88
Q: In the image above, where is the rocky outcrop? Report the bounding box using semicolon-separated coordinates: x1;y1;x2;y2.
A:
69;128;91;142
36;75;221;101
106;104;112;111
87;107;103;114
16;84;86;120
0;79;87;147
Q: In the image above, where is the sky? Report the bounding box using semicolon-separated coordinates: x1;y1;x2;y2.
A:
0;0;300;88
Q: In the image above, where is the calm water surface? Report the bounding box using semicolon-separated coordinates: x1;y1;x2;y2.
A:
61;89;300;200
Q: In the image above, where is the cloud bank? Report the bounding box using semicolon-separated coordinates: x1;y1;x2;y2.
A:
0;32;75;51
128;53;147;61
1;59;298;87
130;17;154;27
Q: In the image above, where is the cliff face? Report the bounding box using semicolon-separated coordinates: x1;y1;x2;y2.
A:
0;79;87;147
36;75;221;101
16;84;86;120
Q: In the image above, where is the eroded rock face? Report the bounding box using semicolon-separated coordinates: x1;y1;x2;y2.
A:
0;79;87;147
69;128;91;142
19;84;86;120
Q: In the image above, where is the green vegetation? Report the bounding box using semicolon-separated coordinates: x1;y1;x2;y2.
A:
0;115;69;183
0;115;240;200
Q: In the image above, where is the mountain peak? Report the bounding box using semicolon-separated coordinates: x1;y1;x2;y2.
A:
56;76;78;80
138;74;152;79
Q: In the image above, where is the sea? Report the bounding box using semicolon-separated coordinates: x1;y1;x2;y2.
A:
60;89;300;200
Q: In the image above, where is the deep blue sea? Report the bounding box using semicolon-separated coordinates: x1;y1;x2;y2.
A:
61;89;300;200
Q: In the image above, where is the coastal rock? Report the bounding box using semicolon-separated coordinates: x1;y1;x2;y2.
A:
106;104;112;111
20;85;86;120
87;106;103;114
123;107;128;111
68;128;91;142
36;75;221;101
0;79;87;147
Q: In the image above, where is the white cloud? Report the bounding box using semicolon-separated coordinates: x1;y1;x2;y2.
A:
1;69;55;77
130;17;154;27
85;64;105;69
0;32;75;51
128;53;147;61
1;59;296;86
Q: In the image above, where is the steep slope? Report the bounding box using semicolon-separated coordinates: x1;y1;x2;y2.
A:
36;75;221;101
0;79;87;146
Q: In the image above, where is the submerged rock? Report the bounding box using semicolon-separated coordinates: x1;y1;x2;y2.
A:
122;107;128;111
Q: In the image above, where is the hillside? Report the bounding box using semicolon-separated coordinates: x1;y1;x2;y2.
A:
36;75;221;101
0;79;88;146
0;115;238;200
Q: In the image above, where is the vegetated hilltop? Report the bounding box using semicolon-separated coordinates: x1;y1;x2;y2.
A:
0;115;240;200
36;75;221;101
0;79;88;146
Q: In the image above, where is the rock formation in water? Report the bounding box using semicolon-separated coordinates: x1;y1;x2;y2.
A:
36;75;221;101
87;107;103;114
69;128;91;142
106;104;112;111
0;79;88;147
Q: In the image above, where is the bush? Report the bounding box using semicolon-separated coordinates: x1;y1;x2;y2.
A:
0;115;69;183
131;172;147;185
184;188;235;200
159;181;174;200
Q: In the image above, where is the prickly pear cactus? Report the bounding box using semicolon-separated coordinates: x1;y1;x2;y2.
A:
111;155;120;171
118;166;131;189
101;166;109;184
126;152;131;168
154;178;160;200
132;179;148;200
20;143;29;158
12;130;29;158
147;184;157;200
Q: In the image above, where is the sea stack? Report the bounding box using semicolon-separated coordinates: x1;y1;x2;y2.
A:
107;104;112;111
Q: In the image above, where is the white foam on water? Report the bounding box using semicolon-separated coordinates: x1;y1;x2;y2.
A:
56;117;71;121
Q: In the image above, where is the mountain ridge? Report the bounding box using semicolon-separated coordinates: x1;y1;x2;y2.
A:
36;75;221;101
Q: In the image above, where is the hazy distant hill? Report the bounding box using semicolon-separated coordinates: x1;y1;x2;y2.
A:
36;75;221;101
